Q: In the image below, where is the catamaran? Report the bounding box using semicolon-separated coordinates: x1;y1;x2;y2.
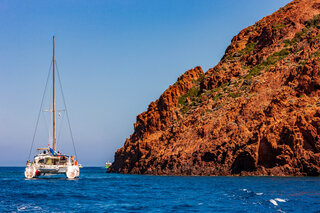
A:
25;36;80;179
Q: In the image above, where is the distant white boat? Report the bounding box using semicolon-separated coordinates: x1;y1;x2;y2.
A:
105;162;112;169
25;36;80;179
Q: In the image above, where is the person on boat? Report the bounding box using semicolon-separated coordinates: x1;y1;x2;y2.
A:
43;150;46;154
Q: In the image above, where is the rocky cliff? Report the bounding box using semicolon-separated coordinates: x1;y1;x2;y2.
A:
109;0;320;176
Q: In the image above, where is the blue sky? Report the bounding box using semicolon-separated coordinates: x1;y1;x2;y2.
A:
0;0;291;166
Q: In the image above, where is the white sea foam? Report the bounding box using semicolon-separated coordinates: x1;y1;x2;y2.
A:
18;206;26;211
275;198;287;202
256;193;263;196
17;204;42;212
269;199;278;206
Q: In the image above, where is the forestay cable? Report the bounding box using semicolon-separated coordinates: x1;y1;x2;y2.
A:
28;61;53;160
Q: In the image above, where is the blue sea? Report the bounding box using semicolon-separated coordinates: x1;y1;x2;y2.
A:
1;167;320;212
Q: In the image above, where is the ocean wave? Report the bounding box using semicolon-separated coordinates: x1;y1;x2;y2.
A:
275;198;287;203
17;203;43;212
269;199;278;206
269;198;288;206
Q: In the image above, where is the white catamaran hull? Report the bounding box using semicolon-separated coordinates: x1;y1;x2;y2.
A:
25;165;80;179
24;166;37;179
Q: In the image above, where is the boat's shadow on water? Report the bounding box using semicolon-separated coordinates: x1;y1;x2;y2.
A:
25;177;79;181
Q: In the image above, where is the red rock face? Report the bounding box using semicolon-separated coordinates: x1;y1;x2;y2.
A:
109;0;320;176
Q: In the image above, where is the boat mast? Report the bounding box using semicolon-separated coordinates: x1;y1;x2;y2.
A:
52;36;57;152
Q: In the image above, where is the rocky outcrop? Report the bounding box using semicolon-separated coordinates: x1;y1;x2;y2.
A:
109;0;320;176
